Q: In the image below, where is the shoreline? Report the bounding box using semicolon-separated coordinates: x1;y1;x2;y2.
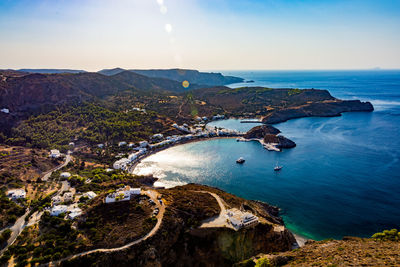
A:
128;136;239;174
127;134;310;247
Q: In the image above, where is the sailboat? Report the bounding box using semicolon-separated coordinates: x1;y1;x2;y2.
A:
236;157;245;164
274;162;283;171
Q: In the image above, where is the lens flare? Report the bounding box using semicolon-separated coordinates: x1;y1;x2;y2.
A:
165;23;172;33
182;80;190;88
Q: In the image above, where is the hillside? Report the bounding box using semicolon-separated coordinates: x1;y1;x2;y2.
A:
57;184;295;267
111;70;201;92
18;69;87;74
189;86;373;119
129;68;244;85
237;235;400;266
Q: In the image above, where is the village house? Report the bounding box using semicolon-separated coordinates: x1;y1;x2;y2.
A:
113;158;130;170
152;133;164;140
139;141;149;148
51;195;62;205
226;208;259;230
84;191;97;199
60;172;71;178
118;141;127;147
50;205;68;216
69;142;75;146
97;143;104;149
7;189;26;200
50;149;61;158
105;186;141;204
67;207;82;219
1;108;10;114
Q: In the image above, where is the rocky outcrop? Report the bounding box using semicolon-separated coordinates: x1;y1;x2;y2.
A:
243;125;281;139
264;134;296;149
262;100;374;124
64;184;295;267
244;126;296;149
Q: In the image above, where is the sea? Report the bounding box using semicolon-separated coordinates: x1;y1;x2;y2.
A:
134;70;400;240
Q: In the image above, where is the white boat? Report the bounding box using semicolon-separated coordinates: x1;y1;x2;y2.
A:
274;165;283;171
236;157;245;164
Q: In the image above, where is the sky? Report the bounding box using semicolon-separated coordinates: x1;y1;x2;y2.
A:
0;0;399;71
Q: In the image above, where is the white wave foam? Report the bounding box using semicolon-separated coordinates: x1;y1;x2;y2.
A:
154;179;187;188
369;100;400;106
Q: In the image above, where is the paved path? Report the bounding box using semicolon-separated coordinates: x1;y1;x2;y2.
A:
49;189;165;265
196;191;236;230
0;210;29;255
42;151;72;181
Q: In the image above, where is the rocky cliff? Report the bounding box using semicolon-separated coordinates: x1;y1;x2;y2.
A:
62;184;295;267
244;125;296;149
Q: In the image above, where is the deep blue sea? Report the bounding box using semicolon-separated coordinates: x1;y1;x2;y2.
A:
134;70;400;240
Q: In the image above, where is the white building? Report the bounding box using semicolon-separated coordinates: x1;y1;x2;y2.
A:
60;172;71;178
132;107;146;113
113;158;130;170
105;168;113;172
1;108;9;114
50;149;61;158
139;141;149;148
128;143;135;148
118;141;127;147
84;191;97;199
50;205;68;216
105;186;141;204
7;189;26;200
212;114;225;120
226;208;259;229
67;207;82;219
97;143;104;149
69;142;75;146
152;133;164;140
51;195;62;204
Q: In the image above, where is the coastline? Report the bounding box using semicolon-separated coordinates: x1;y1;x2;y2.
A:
128;136;239;175
127;133;310;247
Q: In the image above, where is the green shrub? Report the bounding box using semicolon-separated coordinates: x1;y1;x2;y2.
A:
372;228;400;241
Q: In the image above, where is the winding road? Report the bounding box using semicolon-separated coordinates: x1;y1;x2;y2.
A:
50;189;165;265
0;151;72;256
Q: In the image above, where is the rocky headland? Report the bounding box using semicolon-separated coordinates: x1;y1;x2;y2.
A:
243;125;296;150
262;99;374;124
61;184;296;267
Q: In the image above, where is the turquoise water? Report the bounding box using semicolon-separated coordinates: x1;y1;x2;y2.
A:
135;70;400;240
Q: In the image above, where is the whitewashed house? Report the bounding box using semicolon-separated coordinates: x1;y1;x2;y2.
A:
105;186;141;204
1;108;9;114
60;172;71;178
139;141;149;148
67;207;82;219
50;149;61;158
97;143;104;149
84;191;97;199
152;133;164;140
7;189;26;200
51;195;62;204
50;205;68;216
118;141;127;147
69;142;75;146
113;158;130;170
226;208;259;230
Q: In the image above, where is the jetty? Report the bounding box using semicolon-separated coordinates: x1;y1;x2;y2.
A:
240;120;262;123
237;137;280;152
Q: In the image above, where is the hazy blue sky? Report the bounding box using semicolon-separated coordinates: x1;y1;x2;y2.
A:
0;0;399;71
